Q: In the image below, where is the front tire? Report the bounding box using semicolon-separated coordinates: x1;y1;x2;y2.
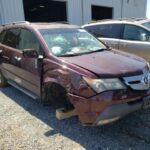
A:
43;83;74;110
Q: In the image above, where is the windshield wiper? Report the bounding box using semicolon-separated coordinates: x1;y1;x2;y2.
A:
58;53;82;57
80;48;110;55
58;48;110;57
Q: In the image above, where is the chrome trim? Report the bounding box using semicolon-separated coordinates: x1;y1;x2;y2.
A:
8;80;39;100
2;21;30;26
123;72;150;90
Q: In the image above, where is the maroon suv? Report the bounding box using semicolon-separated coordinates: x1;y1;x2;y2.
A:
0;21;150;126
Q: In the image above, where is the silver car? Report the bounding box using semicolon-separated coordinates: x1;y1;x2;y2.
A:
83;18;150;62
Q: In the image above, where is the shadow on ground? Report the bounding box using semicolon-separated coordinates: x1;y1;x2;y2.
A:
1;86;150;150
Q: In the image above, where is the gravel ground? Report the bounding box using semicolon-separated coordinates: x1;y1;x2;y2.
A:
1;86;150;150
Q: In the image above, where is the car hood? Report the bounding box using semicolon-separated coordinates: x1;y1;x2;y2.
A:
60;50;146;78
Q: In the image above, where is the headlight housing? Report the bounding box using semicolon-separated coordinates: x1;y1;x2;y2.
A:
143;62;150;74
146;62;150;70
83;77;126;93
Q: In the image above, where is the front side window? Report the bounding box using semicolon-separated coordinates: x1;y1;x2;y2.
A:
19;29;40;53
84;24;122;39
123;24;150;41
40;28;106;56
2;28;20;48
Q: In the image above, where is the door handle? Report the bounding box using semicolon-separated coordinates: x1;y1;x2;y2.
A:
14;56;22;61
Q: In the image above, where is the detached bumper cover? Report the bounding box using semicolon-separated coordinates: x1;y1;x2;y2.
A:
94;101;142;126
68;90;150;125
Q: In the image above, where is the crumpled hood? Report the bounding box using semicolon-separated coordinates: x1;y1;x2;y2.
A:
61;50;146;78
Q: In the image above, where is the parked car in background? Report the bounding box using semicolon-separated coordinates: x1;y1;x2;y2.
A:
0;21;150;126
0;26;2;34
82;18;150;62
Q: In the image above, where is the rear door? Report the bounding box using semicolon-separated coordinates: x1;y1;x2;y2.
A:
84;23;123;49
0;28;21;82
119;24;150;62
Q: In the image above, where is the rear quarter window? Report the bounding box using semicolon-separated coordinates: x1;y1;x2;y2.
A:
84;24;123;39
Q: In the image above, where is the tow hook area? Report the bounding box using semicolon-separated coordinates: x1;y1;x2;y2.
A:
56;108;77;120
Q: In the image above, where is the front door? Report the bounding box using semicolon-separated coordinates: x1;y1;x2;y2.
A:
0;27;42;97
17;28;43;97
119;24;150;62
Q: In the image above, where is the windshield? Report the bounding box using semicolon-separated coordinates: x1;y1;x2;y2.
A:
142;22;150;30
39;28;106;56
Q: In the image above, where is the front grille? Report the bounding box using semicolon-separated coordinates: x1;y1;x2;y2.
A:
127;99;142;105
123;72;150;90
128;81;141;84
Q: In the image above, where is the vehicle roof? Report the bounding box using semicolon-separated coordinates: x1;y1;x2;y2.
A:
30;22;79;30
1;22;79;30
83;18;150;27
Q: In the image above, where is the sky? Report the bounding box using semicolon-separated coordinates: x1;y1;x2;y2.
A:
147;0;150;18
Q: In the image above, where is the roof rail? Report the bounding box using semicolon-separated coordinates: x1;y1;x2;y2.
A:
2;21;30;26
116;17;148;21
51;21;69;24
89;19;112;23
86;17;149;24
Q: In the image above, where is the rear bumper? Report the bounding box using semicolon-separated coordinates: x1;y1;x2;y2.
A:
93;100;142;126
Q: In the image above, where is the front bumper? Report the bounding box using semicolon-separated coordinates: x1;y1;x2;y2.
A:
68;89;150;126
94;100;142;126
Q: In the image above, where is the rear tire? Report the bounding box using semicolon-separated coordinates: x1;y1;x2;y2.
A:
43;83;74;110
0;71;8;87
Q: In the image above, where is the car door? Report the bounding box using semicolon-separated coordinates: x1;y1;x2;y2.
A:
0;28;22;84
0;29;7;64
16;28;43;97
1;27;42;97
84;24;123;49
119;24;150;62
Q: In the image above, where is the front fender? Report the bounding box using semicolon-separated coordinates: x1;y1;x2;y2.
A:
43;76;59;85
42;58;96;97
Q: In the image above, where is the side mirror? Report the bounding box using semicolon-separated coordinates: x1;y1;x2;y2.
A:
0;49;2;56
23;49;38;58
140;33;147;41
147;36;150;42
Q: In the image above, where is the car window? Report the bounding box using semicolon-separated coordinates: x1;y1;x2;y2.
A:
2;28;20;48
0;30;6;43
142;22;150;30
19;29;40;53
40;28;106;57
123;24;150;41
84;24;122;39
84;25;100;37
0;27;3;35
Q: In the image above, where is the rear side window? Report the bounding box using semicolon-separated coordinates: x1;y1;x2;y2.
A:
2;28;20;48
84;24;122;39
